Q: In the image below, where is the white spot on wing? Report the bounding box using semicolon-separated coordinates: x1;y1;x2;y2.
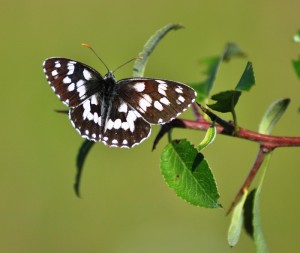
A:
158;83;168;90
77;85;86;97
139;98;151;112
155;80;167;84
143;94;152;103
93;112;99;123
112;139;118;144
67;83;75;92
91;95;98;105
178;95;185;103
160;97;170;105
154;101;163;111
63;76;71;84
118;102;128;113
106;119;114;130
175;87;183;93
158;88;166;96
82;100;93;121
76;79;85;88
122;122;129;131
87;112;93;121
67;65;75;75
114;119;121;129
55;61;61;68
83;69;92;80
126;110;137;132
51;70;58;76
133;82;145;92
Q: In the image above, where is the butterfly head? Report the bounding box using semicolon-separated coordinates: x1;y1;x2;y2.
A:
104;70;116;83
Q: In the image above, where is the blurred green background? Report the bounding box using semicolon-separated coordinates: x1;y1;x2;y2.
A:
1;0;300;252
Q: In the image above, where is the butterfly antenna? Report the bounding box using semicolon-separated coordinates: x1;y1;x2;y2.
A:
112;56;143;73
82;43;110;72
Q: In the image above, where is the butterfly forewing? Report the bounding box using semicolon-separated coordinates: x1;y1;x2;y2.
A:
117;78;196;124
43;58;104;107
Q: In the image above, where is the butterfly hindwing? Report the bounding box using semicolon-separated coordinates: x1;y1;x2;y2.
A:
69;94;151;148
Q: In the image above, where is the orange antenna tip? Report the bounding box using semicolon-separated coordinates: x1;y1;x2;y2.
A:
81;43;92;49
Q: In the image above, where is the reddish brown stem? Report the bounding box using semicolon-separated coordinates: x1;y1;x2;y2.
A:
191;102;202;121
172;118;300;148
226;147;267;214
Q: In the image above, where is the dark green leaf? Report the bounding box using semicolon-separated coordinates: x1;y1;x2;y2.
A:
132;23;183;77
74;140;95;197
258;98;290;134
243;189;256;237
160;139;221;208
235;62;255;91
228;190;249;247
292;56;300;80
207;90;241;113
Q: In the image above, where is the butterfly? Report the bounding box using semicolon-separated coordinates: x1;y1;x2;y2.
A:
43;57;196;148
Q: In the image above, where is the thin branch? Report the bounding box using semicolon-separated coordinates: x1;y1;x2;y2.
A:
191;102;202;121
168;118;300;149
226;146;268;215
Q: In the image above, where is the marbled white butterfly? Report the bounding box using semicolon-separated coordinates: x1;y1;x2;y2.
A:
43;57;196;148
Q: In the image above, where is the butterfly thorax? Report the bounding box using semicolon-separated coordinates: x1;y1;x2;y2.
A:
98;71;119;132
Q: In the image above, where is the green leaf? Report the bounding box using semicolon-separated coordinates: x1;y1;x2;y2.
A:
160;139;221;208
292;56;300;80
235;61;255;91
207;90;241;113
258;98;290;134
198;56;221;99
243;154;271;253
132;23;183;77
293;30;300;43
223;42;247;61
74;140;95;197
227;190;248;247
197;122;217;151
194;43;246;102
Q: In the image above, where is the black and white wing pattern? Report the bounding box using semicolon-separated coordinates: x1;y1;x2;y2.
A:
116;78;196;124
43;58;197;148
